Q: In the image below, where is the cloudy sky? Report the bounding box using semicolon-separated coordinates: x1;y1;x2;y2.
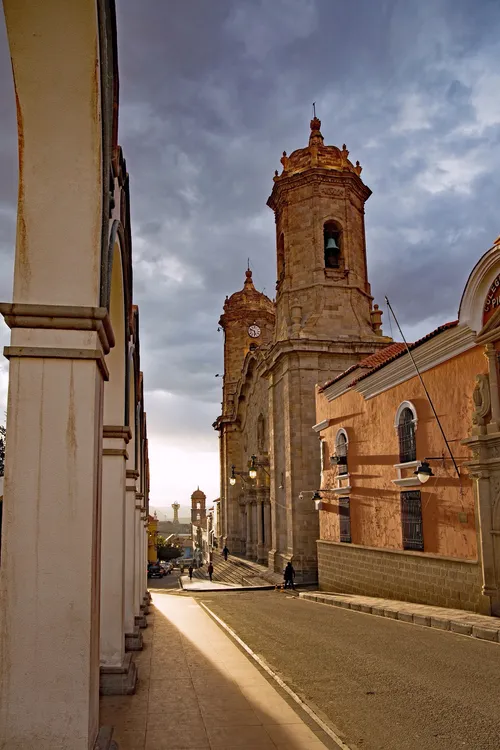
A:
1;0;500;515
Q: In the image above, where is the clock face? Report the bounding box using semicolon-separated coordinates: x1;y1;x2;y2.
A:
248;324;261;338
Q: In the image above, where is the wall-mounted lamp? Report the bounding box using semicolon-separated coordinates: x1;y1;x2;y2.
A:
248;455;257;479
229;465;237;486
414;460;434;484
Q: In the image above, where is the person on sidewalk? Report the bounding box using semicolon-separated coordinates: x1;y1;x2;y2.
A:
188;564;193;580
207;562;214;582
284;561;295;590
222;545;229;562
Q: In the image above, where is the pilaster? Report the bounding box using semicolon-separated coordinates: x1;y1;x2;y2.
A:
463;431;500;615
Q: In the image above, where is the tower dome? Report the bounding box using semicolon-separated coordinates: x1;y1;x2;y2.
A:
222;268;274;318
191;487;206;501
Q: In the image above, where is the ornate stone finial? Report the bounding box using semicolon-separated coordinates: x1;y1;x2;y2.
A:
280;151;290;171
370;303;383;335
354;160;362;176
244;268;254;287
309;116;324;147
341;144;349;167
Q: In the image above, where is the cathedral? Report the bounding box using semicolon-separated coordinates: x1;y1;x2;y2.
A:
214;116;391;580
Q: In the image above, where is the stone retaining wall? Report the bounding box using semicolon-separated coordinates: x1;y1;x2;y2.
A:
317;539;487;613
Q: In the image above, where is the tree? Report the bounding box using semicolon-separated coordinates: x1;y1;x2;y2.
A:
0;424;5;478
157;538;183;562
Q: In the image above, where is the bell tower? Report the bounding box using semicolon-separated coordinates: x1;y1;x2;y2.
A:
268;116;376;343
218;269;275;418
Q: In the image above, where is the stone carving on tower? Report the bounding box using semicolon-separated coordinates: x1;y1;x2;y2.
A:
214;116;391;579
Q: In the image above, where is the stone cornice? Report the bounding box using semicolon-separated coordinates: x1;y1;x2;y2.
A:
267;169;371;212
0;303;115;353
262;336;391;378
103;425;132;442
353;324;477;401
126;469;139;479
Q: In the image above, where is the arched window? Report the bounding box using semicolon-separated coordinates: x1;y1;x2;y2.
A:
396;403;417;463
335;429;348;475
324;221;342;269
277;232;285;282
257;413;266;452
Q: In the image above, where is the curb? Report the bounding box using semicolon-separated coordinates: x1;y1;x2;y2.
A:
199;601;351;750
300;593;500;644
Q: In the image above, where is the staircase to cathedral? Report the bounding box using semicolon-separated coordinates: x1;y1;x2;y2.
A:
192;551;274;587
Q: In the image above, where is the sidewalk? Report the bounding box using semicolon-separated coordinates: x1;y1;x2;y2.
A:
300;590;500;642
100;593;335;749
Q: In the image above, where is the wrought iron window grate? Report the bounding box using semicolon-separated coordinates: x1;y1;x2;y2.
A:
339;497;351;543
336;433;348;475
400;490;424;551
398;408;416;463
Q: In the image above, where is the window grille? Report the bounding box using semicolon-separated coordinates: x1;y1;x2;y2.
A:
398;407;416;463
336;432;348;475
400;490;424;551
339;497;351;543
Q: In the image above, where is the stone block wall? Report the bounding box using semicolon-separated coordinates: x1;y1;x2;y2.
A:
317;539;486;613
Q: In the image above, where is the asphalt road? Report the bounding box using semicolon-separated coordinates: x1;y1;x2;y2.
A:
194;590;500;750
147;568;182;591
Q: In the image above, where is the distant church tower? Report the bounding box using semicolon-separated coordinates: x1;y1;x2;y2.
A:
171;501;180;525
191;488;207;526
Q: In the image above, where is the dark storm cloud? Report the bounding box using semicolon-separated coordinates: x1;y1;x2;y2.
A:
1;0;500;494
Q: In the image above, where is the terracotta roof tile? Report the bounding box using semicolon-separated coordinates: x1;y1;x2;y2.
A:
351;320;458;385
319;320;458;393
319;343;406;392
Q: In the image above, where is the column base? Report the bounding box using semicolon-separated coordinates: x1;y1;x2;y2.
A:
100;653;138;696
135;613;147;629
144;592;152;603
94;726;119;749
125;626;144;651
140;603;150;615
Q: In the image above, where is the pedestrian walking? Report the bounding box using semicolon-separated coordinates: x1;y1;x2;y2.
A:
284;561;295;590
222;545;229;562
207;562;214;582
188;565;193;580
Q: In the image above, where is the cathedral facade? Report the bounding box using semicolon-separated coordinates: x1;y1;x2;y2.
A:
214;117;391;580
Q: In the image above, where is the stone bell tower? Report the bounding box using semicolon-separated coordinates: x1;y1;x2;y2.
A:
263;117;391;580
268;116;376;343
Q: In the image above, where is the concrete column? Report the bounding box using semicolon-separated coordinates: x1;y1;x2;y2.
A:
256;499;264;562
0;342;106;747
124;469;142;651
246;502;253;558
265;502;272;554
99;426;137;695
134;497;147;629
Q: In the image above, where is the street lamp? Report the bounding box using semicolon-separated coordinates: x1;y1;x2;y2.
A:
414;461;434;484
248;455;257;479
229;465;236;486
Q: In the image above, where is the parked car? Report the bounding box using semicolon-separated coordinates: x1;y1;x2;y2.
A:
148;564;164;579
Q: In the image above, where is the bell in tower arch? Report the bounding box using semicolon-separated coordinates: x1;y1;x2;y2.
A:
324;226;341;269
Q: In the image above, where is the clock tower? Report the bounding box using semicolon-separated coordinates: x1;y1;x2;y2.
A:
218;268;275;419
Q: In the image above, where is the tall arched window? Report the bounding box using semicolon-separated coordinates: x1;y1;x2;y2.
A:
334;429;350;543
324;221;342;269
335;430;348;475
396;404;417;463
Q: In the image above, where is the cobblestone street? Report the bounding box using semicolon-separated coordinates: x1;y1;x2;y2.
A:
194;590;500;750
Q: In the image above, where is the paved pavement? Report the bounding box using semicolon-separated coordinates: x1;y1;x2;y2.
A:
301;590;500;642
100;590;337;749
194;590;500;750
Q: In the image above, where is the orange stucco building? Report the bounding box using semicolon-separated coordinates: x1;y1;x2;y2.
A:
315;240;500;615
